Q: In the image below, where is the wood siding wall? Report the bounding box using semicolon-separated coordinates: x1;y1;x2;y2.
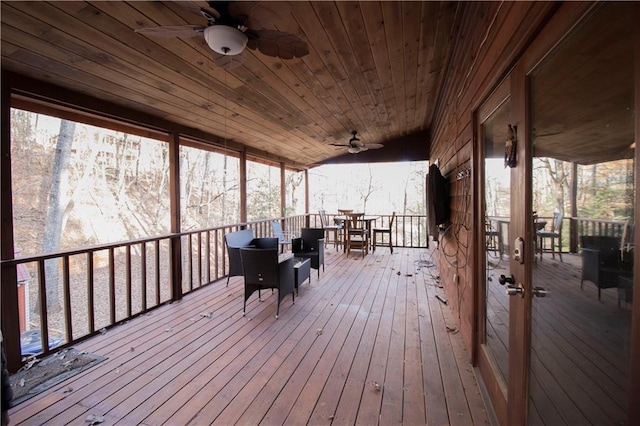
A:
428;2;559;352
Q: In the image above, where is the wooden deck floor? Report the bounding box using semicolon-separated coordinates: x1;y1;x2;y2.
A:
8;247;491;425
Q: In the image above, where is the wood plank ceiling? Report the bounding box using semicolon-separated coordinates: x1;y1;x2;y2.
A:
1;1;461;169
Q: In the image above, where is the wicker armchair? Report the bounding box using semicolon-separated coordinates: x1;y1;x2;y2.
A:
240;247;295;319
580;235;621;300
292;228;325;278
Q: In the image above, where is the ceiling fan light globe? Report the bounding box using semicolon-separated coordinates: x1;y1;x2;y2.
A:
348;146;361;154
204;26;248;55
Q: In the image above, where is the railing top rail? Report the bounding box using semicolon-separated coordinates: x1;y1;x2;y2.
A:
2;232;183;264
2;213;422;264
571;216;634;225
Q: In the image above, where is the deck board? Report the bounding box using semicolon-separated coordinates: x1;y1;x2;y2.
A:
284;252;395;424
309;254;399;424
417;268;450;425
8;248;490;426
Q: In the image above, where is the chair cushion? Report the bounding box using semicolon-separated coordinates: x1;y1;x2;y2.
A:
225;229;255;248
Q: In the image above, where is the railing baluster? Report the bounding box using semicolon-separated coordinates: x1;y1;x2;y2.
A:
222;230;228;278
206;231;211;284
37;259;50;354
155;240;160;306
126;245;132;318
188;233;193;291
402;215;406;247
214;230;220;282
109;247;116;324
87;252;95;334
141;242;147;312
62;255;72;345
198;232;203;287
411;216;415;247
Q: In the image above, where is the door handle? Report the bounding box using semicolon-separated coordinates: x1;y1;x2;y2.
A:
498;274;515;285
499;274;524;297
505;283;525;297
532;287;549;298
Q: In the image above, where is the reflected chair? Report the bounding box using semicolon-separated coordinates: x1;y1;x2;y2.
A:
319;210;342;251
536;212;563;261
580;235;621;300
620;221;634;273
292;228;325;278
345;212;368;258
621;220;634;253
372;212;395;253
270;220;294;253
240;247;295;318
485;219;502;258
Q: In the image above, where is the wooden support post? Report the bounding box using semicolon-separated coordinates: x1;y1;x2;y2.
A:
239;150;247;226
280;162;286;219
569;162;578;253
0;73;22;372
304;169;310;228
169;132;182;301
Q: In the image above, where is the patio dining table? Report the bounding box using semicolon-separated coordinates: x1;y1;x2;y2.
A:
334;215;379;252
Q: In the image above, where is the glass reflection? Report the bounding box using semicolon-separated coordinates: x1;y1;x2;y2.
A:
483;97;511;383
529;2;634;423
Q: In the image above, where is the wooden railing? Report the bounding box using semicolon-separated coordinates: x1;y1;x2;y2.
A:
493;215;634;254
570;216;634;252
1;213;425;365
310;213;428;249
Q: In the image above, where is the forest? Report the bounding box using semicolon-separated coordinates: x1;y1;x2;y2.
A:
485;157;635;222
11;109;427;258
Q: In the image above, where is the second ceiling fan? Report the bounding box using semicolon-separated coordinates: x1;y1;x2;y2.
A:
331;131;384;154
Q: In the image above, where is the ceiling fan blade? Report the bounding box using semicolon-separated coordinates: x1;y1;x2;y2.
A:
364;143;384;150
329;143;350;147
229;1;291;29
172;2;221;21
247;30;309;59
208;1;239;24
358;146;369;152
214;51;246;70
200;6;222;22
135;25;205;38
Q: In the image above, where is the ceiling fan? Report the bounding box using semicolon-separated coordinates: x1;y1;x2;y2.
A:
330;131;384;154
135;1;309;67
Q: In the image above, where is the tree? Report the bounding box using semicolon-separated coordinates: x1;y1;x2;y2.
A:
538;158;569;215
577;160;634;220
42;119;76;310
285;171;304;216
357;164;378;212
